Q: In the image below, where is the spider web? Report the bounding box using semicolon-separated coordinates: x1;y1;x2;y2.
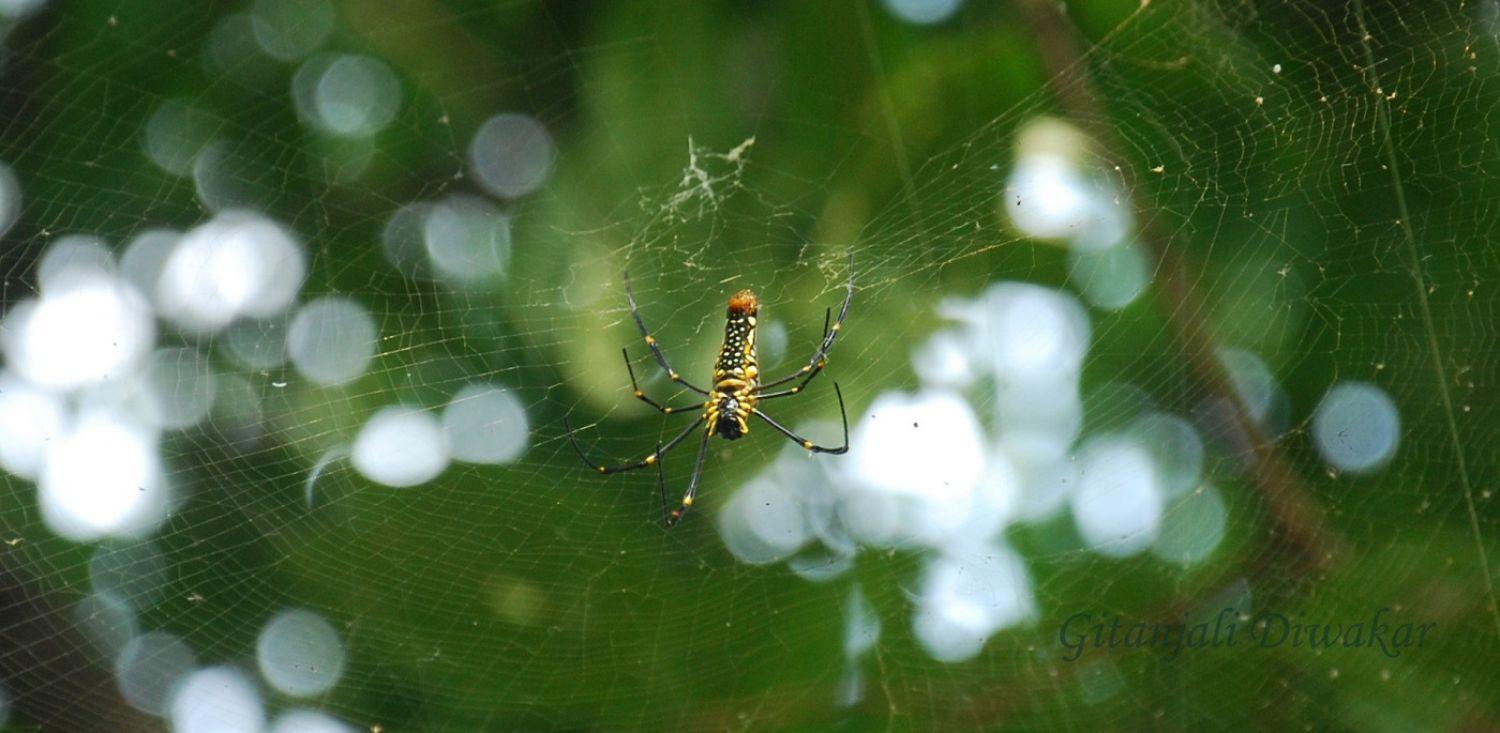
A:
0;0;1497;730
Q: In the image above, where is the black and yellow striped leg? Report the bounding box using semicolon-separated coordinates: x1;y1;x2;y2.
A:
756;309;829;400
563;415;701;475
752;382;849;455
623;271;710;396
665;431;713;527
654;440;669;524
758;251;853;391
622;348;706;415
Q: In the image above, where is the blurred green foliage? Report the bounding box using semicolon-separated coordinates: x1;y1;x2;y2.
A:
1;0;1499;730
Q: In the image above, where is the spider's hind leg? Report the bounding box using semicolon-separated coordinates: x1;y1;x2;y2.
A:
664;431;713;527
751;382;849;455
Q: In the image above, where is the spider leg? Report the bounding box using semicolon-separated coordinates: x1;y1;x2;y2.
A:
622;348;708;415
624;270;710;396
563;414;702;474
755;308;828;400
654;440;669;524
665;430;713;527
757;251;853;391
751;382;849;455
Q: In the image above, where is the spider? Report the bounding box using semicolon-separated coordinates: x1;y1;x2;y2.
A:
565;253;853;527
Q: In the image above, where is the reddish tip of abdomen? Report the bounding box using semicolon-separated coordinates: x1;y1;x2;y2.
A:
727;289;759;315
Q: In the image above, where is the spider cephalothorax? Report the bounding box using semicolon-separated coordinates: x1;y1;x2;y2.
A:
565;254;854;527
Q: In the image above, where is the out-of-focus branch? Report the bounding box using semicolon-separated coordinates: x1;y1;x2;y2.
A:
1016;0;1342;573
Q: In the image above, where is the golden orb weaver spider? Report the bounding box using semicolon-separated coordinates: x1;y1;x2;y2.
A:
564;253;853;527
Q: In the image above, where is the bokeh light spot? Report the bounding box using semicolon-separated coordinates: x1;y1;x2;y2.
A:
115;631;196;715
309;54;400;137
257;607;347;697
1068;240;1148;310
157;210;305;332
1217;347;1284;427
224;317;290;370
286;297;377;386
882;0;963;25
468;113;555;199
142;99;217;176
0;161;18;239
1128;412;1204;499
721;475;812;565
913;543;1034;662
3;275;155;391
351;405;450;487
1070;436;1163;557
192;139;278;211
251;0;335;61
1152;484;1228;566
1313;381;1400;474
442;384;529;464
74;591;137;657
0;0;45;21
422;194;511;284
270;710;358;733
119;229;180;304
170;666;265;733
0;372;66;479
37;234;114;290
39;409;167;541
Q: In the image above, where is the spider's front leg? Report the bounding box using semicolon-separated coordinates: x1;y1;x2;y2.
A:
624;271;710;396
621;348;708;416
756;251;854;395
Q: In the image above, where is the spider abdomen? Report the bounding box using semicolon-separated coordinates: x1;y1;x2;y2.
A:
708;289;760;439
715;290;759;381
